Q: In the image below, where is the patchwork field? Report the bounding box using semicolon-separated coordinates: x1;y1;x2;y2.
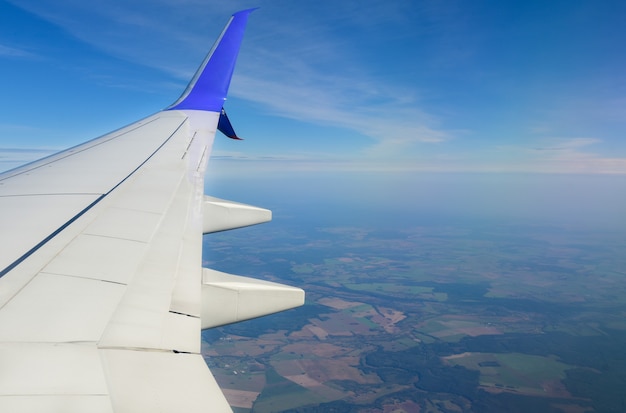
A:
204;221;626;412
443;352;571;396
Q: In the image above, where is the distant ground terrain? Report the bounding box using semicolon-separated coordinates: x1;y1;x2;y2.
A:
202;218;626;413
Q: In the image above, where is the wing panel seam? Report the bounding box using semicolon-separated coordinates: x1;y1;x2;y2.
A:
0;117;188;279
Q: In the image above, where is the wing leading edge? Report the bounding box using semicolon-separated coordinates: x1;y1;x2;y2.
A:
0;9;304;413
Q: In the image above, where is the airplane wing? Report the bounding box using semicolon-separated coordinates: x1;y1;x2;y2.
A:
0;9;304;413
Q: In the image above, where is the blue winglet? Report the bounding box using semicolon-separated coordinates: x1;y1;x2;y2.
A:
167;9;255;112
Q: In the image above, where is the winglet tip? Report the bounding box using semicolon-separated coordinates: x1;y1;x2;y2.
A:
166;9;255;112
233;7;259;17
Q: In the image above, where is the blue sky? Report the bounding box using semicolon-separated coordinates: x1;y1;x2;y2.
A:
1;0;625;175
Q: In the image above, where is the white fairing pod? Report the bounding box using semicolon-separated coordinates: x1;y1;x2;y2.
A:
201;268;305;329
203;196;271;234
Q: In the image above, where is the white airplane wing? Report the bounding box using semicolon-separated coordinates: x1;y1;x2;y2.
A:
0;9;304;413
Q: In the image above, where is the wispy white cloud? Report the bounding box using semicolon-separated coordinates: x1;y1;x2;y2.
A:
8;0;453;153
530;137;601;151
0;44;36;59
6;0;241;73
7;1;624;175
210;136;626;174
0;147;57;155
231;73;448;146
488;138;626;174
